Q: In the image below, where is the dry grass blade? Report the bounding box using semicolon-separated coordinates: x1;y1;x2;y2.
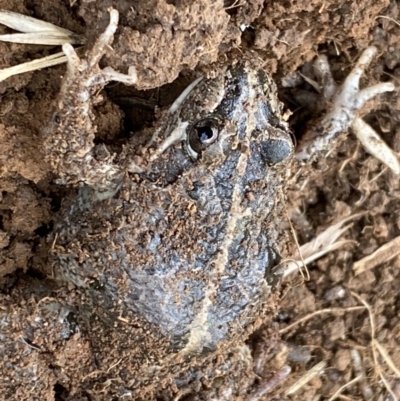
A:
0;9;75;35
327;375;362;401
288;239;353;276
284;200;309;281
379;373;398;401
295;213;362;258
0;32;82;45
278;213;365;277
353;235;400;275
0;51;67;82
285;361;327;395
373;339;400;378
0;10;85;80
0;9;84;44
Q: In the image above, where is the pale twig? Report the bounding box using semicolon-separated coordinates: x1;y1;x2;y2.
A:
327;375;362;401
339;142;360;173
337;395;358;401
224;0;244;10
285;361;327;396
279;306;366;335
173;388;193;401
353;235;400;275
298;72;322;92
168;77;203;114
82;359;124;381
296;46;395;162
379;373;398;401
19;337;41;351
369;166;388;183
106;358;123;373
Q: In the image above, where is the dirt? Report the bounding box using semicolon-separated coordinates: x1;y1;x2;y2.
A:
1;0;400;400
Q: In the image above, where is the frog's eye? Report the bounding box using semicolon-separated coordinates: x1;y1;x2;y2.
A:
186;118;219;160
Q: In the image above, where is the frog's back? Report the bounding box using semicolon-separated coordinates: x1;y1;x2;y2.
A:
52;62;293;376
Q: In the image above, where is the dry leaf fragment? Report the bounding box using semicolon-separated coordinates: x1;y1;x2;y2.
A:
278;213;365;277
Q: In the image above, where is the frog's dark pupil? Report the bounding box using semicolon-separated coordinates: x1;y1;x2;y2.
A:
196;126;213;143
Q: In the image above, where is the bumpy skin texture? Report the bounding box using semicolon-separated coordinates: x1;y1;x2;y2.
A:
42;9;136;195
44;8;295;391
53;65;293;359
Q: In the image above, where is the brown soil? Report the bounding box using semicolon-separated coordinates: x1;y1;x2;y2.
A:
1;0;400;400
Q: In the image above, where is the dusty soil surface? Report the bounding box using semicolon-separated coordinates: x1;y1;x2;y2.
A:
1;0;400;400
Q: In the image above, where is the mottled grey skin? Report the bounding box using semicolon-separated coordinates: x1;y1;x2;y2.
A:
52;64;293;357
43;10;293;385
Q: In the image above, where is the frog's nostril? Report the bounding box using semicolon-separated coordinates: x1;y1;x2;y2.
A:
260;139;292;165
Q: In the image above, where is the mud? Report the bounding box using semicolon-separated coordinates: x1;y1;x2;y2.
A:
1;0;400;400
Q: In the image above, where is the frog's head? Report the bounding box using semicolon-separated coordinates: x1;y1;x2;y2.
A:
131;64;293;188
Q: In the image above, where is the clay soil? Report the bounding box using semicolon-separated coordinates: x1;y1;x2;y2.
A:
1;0;400;400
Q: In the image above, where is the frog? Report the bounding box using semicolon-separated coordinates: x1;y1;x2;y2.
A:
41;7;394;399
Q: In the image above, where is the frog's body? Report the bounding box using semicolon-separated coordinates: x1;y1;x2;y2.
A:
41;12;295;393
49;53;293;360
